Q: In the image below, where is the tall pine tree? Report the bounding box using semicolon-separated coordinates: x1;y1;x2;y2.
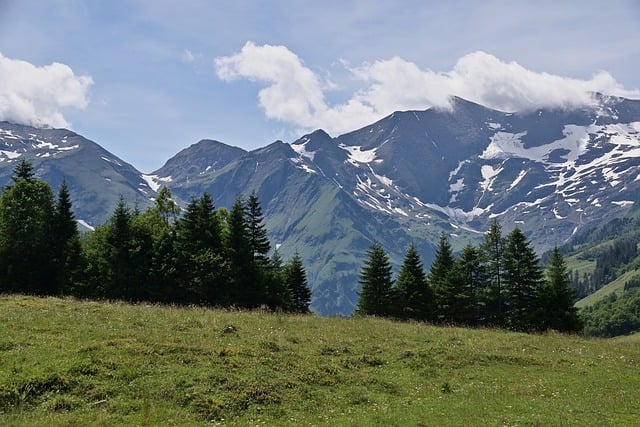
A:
395;243;433;321
502;228;546;332
285;251;312;313
479;219;506;326
542;247;582;332
429;232;456;323
356;242;395;316
0;160;56;295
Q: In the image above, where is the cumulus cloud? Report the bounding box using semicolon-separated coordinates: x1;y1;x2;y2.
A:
215;41;328;126
215;43;640;135
0;52;93;128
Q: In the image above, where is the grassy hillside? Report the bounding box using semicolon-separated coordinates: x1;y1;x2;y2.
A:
1;295;640;426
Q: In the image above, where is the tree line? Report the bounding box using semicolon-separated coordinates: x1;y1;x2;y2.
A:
356;221;582;333
0;160;311;313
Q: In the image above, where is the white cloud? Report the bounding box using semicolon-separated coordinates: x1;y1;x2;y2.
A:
215;43;640;136
0;52;93;128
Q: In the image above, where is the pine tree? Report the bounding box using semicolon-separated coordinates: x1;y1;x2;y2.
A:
502;228;546;331
285;251;312;313
542;247;582;332
395;243;433;321
479;219;506;326
429;232;456;323
449;244;484;325
263;249;293;310
174;193;227;304
245;190;270;266
356;242;394;316
0;160;56;295
226;195;264;307
52;179;85;295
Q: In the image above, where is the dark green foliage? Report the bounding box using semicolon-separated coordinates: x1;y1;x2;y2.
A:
542;247;582;332
429;233;456;323
448;244;484;325
395;243;432;321
358;223;587;334
581;289;640;337
0;160;56;294
226;195;263;308
356;242;395;316
0;162;312;314
52;180;86;295
479;220;506;326
502;228;546;332
245;190;270;266
285;251;312;313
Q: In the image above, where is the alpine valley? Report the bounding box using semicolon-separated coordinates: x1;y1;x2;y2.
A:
1;94;639;315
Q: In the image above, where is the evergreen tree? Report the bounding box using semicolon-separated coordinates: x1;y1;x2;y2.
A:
245;190;271;266
52;179;86;295
395;243;433;321
448;244;484;325
226;195;264;307
0;160;56;294
479;219;506;326
356;242;394;316
542;247;582;332
263;249;293;311
502;228;546;331
284;251;312;313
174;193;227;304
429;232;456;323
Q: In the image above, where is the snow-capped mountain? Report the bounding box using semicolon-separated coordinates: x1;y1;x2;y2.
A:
2;93;639;315
147;94;640;314
285;95;640;249
0;121;155;228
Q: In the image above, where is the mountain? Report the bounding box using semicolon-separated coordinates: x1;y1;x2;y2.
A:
147;95;640;314
0;121;154;228
2;94;640;315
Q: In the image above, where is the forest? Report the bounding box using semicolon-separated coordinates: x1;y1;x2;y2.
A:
355;224;582;333
0;160;311;313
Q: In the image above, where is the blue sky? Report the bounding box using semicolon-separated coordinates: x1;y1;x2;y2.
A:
0;0;639;172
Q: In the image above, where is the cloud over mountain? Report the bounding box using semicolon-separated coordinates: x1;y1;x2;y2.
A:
0;52;93;129
215;43;640;135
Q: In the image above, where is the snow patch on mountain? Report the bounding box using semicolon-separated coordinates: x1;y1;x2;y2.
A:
291;137;316;161
0;150;21;160
141;174;172;192
340;144;377;164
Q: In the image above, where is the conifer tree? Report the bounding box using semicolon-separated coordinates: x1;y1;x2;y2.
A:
52;179;85;295
285;251;312;313
263;249;294;310
448;244;484;325
0;160;56;294
226;195;264;307
502;228;546;331
356;242;395;316
479;219;506;326
395;243;433;321
245;190;271;266
174;193;227;304
542;247;582;332
429;232;456;323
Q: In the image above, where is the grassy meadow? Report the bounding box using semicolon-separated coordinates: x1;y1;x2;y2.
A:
1;295;639;426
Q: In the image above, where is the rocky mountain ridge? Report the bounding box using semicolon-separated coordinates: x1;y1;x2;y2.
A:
1;94;639;314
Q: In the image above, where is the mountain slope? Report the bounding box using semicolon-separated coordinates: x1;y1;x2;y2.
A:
146;95;640;314
0;121;154;227
2;94;640;315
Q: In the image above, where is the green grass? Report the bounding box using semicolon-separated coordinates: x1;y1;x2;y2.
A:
2;295;640;426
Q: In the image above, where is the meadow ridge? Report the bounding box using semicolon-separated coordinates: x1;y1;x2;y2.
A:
1;295;639;426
